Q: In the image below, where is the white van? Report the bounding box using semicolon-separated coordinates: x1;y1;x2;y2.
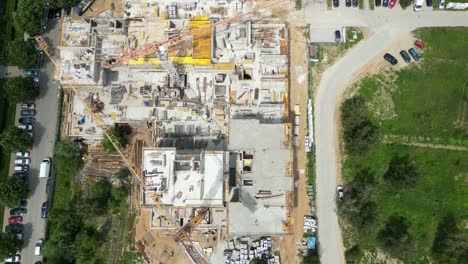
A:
414;0;424;11
39;158;51;178
35;239;44;256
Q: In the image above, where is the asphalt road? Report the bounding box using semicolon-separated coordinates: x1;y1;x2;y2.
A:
303;5;468;264
2;19;61;263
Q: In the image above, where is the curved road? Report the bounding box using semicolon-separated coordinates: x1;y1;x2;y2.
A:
305;6;468;264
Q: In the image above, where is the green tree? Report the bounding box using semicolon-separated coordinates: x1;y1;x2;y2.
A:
399;0;412;8
432;212;468;264
0;232;22;260
89;179;112;214
377;215;413;257
345;245;362;262
51;0;80;8
341;96;378;155
13;0;43;34
111;186;128;209
116;167;130;181
0;126;33;152
75;227;102;264
2;77;38;104
339;170;377;229
6;40;39;70
0;176;28;207
383;156;418;187
102;128;126;153
54;140;82;177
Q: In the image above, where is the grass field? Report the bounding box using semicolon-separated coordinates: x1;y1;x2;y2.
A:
341;28;468;263
357;28;468;147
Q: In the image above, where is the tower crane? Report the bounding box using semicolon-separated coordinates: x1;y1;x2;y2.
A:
36;0;293;262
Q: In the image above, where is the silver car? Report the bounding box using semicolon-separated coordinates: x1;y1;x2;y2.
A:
337;185;344;201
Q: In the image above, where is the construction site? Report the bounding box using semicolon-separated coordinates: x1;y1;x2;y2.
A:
53;0;297;263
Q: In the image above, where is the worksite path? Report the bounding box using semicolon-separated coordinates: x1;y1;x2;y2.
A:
309;8;468;264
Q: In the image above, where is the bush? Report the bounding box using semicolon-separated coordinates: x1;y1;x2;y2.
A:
13;0;43;34
432;212;467;263
6;40;39;70
399;0;412;8
54;140;82;177
383;156;418;187
0;232;22;260
0;176;28;207
377;215;413;257
339;170;377;229
345;245;362;262
0;126;33;152
102;128;127;153
341;96;378;155
1;77;38;104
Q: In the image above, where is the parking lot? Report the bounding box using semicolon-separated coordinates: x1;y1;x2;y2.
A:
1;19;61;264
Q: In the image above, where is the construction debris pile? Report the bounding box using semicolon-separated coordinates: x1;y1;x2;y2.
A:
223;237;280;264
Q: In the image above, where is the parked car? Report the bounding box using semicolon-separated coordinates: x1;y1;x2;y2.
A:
414;39;426;49
21;103;35;110
4;254;21;262
41;201;49;219
335;30;341;44
14;165;29;172
16;151;30;158
383;0;389;7
414;0;424;10
14;158;30;165
375;0;382;6
17;125;33;132
384;53;398;65
10;208;27;216
35;239;44;256
438;0;445;8
8;216;23;224
426;0;432;6
353;0;358;7
346;0;351;6
20;109;36;116
5;224;23;234
333;0;339;7
337;185;344;201
16;200;27;209
388;0;397;8
408;48;420;61
13;172;28;178
400;50;411;63
19;117;36;125
46;178;53;194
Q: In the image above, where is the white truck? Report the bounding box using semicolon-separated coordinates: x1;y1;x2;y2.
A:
39;158;51;178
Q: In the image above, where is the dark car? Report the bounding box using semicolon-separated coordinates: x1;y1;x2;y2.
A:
375;0;382;6
408;48;420;61
17;200;27;209
384;53;398;65
333;0;339;7
335;30;341;44
399;50;411;63
353;0;358;7
426;0;432;5
46;178;53;194
41;201;49;219
383;0;389;7
10;208;28;215
20;109;36;116
19;117;36;125
13;172;28;178
10;208;27;216
5;224;23;234
346;0;351;6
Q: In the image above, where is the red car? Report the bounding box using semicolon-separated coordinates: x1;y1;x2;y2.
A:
8;216;23;224
414;39;426;49
388;0;397;8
